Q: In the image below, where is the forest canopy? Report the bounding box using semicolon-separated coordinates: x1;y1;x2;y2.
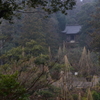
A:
1;0;100;100
0;0;76;21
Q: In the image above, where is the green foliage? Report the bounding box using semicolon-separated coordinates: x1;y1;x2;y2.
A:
72;94;78;100
0;0;75;21
86;0;100;64
0;0;19;21
26;40;37;47
82;97;87;100
56;12;67;30
0;63;11;71
77;3;95;25
0;34;7;40
52;63;65;72
60;1;95;47
77;2;95;47
0;46;23;63
50;63;65;80
36;85;60;100
89;0;100;52
21;12;61;52
25;40;45;56
0;40;47;64
92;91;100;100
34;54;49;65
37;90;54;98
0;72;29;100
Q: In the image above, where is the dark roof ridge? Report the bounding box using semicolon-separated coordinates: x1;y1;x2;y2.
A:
62;25;82;34
66;24;82;26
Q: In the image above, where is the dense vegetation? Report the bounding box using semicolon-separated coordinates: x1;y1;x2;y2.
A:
0;0;100;100
0;0;75;21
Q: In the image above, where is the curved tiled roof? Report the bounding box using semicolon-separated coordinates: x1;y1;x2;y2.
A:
62;25;81;34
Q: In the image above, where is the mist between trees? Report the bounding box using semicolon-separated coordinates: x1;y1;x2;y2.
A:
0;0;100;100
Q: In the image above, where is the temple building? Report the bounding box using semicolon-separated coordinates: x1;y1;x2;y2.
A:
62;25;81;43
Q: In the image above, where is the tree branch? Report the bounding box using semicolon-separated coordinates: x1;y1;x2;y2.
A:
16;10;45;14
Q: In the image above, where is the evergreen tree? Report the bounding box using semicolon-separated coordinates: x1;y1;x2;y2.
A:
79;47;93;77
90;0;100;52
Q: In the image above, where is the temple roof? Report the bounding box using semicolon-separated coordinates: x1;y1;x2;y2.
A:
62;25;81;34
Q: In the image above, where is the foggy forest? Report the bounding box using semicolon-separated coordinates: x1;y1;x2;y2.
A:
0;0;100;100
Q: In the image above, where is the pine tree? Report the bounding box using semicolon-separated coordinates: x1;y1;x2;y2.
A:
78;93;81;100
79;47;93;77
87;88;93;100
48;46;52;62
64;55;71;73
58;47;62;59
79;47;87;76
63;41;66;54
92;75;99;87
